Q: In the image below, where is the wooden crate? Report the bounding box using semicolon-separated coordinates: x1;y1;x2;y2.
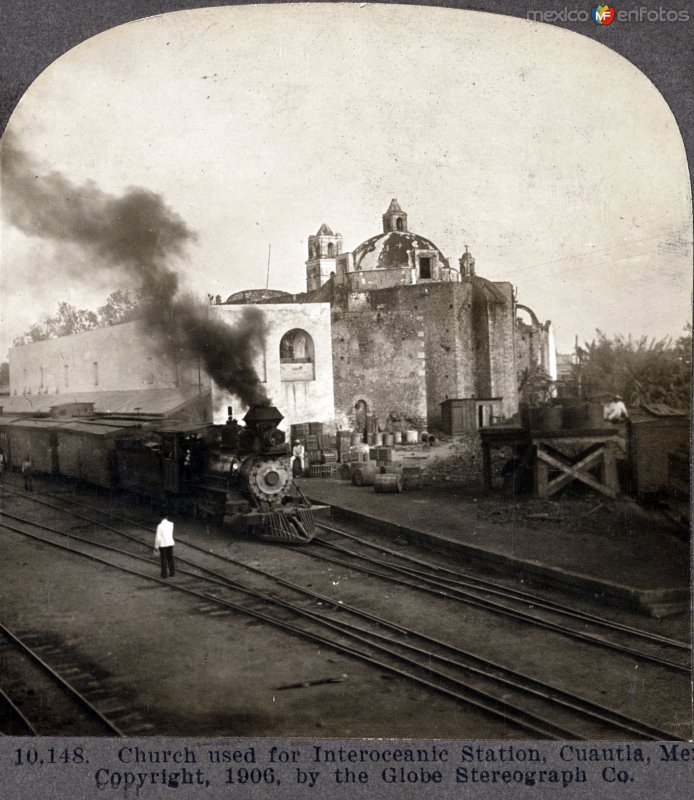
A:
306;449;323;465
308;464;336;478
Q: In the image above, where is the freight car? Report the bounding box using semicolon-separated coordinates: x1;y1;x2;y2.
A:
0;405;320;544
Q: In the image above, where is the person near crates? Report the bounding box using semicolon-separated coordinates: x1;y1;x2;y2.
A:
290;440;305;477
154;512;176;579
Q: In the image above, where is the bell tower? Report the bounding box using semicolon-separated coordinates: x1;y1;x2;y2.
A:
382;198;408;233
306;223;342;292
459;245;476;277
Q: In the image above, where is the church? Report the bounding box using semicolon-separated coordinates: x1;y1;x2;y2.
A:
6;200;555;434
213;199;555;432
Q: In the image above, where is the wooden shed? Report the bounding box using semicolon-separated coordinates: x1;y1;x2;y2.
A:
628;409;690;495
439;398;503;435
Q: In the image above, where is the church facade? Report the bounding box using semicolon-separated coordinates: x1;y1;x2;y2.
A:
215;199;555;432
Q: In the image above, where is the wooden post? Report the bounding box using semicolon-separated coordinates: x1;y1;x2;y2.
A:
534;445;549;498
482;442;492;494
602;443;618;496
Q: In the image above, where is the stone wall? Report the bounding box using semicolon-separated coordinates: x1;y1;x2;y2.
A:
486;281;518;420
422;282;472;428
331;280;520;432
8;321;198;397
331;290;428;431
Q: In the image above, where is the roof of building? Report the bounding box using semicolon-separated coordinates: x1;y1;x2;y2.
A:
352;230;446;272
639;402;689;418
315;223;334;236
225;289;292;304
0;387;210;417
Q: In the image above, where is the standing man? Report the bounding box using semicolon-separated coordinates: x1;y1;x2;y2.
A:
154;512;176;579
21;455;33;491
0;449;6;482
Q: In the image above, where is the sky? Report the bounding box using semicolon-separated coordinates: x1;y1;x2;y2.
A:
0;3;691;359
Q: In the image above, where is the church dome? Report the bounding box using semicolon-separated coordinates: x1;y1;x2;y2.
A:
352;230;446;272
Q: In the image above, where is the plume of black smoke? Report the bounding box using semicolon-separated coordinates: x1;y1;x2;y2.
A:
152;294;269;408
1;132;270;407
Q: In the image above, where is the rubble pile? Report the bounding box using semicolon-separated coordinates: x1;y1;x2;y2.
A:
424;434;484;484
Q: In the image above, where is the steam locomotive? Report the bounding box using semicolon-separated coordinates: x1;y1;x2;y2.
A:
203;405;320;543
0;404;321;544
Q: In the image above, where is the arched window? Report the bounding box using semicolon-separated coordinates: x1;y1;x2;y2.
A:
327;242;335;257
396;217;404;231
280;329;315;381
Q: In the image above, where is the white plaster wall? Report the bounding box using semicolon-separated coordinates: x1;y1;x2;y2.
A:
8;321;200;397
209;303;335;429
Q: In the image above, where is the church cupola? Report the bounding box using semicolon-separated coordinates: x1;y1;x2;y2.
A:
459;245;476;277
382;198;408;233
306;223;343;292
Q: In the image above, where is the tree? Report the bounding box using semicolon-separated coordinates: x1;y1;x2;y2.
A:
97;289;142;327
12;291;142;346
517;364;556;408
575;325;691;409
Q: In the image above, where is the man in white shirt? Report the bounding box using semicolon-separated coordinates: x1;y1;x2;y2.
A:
154;514;176;578
605;395;629;423
290;440;305;477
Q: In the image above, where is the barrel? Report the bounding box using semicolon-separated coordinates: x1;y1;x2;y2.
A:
528;406;562;431
352;464;376;486
405;430;419;444
586;403;606;428
392;431;402;444
420;430;430;443
374;473;402;493
337;463;352;480
563;403;605;430
541;406;563;431
383;433;394;447
350;432;362;445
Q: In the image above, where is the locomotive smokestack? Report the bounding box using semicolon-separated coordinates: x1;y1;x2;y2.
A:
1;133;270;407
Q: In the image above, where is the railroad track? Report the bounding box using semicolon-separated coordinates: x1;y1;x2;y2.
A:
4;479;689;669
0;484;685;740
0;622;147;736
310;524;691;673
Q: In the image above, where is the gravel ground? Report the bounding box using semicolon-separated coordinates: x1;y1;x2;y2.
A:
0;477;689;739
